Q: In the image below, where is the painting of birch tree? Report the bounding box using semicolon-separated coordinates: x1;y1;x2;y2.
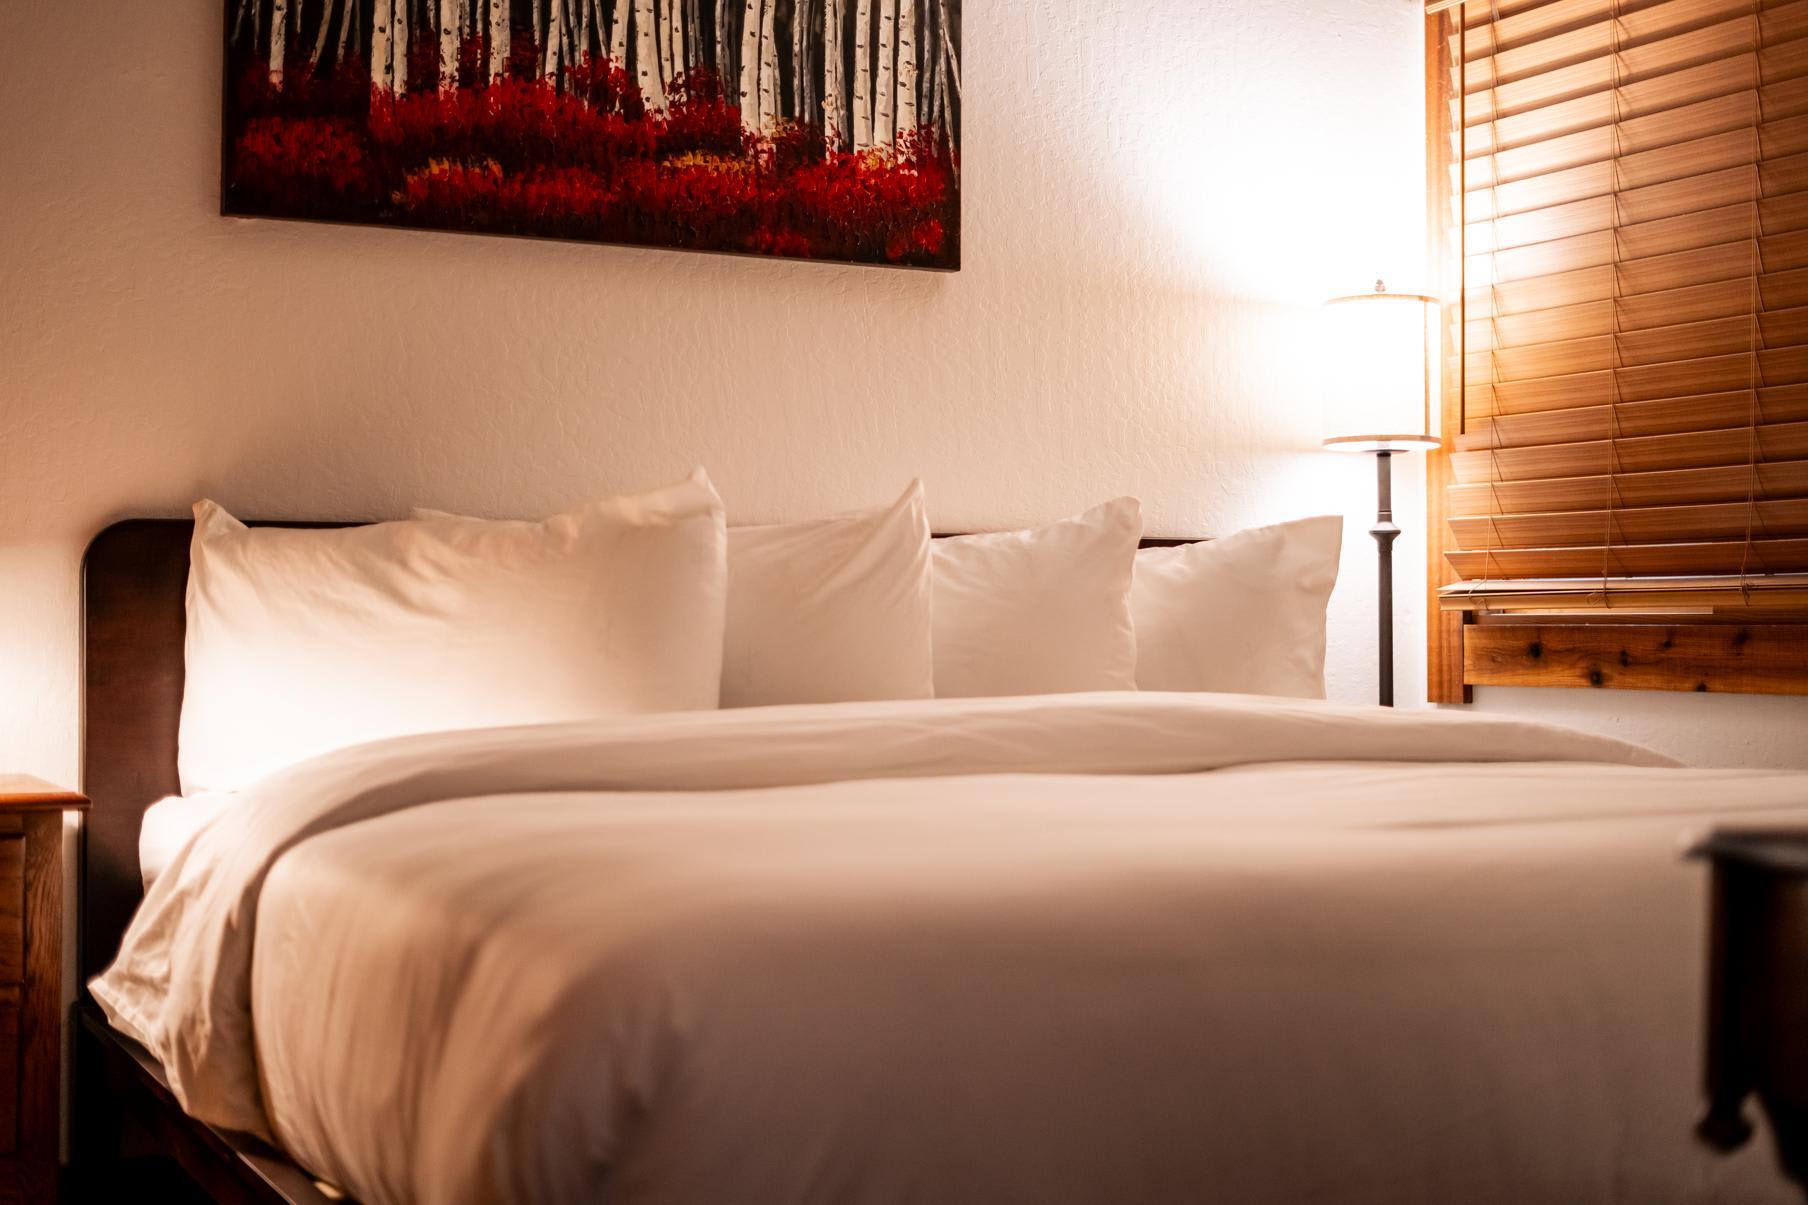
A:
222;0;960;268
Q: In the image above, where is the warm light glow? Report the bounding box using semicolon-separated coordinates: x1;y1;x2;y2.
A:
1321;282;1439;453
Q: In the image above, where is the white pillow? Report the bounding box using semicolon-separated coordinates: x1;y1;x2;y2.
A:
721;482;934;708
931;498;1143;699
1131;515;1343;698
179;470;728;794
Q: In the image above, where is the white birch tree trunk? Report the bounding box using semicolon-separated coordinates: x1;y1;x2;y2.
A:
635;0;666;107
610;0;630;64
758;0;777;125
373;0;395;91
490;0;510;80
821;0;843;147
270;0;289;84
895;0;915;135
578;0;596;59
937;0;958;103
852;0;873;151
935;0;954;166
716;0;735;87
542;0;564;78
918;0;932;123
671;0;688;80
338;0;361;64
656;0;674;88
932;39;945;139
440;0;459;88
791;0;810;126
874;0;895;146
394;0;411;91
311;0;338;65
686;0;703;76
738;0;762;130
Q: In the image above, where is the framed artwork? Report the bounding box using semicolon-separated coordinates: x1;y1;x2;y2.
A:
222;0;961;269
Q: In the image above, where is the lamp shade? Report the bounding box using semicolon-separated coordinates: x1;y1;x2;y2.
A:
1322;280;1440;453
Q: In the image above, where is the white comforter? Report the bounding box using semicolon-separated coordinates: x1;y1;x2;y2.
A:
91;692;1808;1204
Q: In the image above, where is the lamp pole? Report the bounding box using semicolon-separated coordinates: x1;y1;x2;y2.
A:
1372;450;1399;708
1323;279;1439;711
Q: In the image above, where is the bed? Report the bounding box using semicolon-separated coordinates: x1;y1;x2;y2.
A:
72;518;1808;1205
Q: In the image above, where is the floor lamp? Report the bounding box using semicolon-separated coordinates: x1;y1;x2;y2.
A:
1322;281;1440;708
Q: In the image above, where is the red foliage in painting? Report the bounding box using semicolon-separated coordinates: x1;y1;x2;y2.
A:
744;229;815;259
563;55;646;120
657;69;749;161
234;59;372;120
405;38;441;96
505;34;542;81
612;159;761;248
231;116;372;214
369;77;657;176
224;39;958;268
780;129;952;262
767;119;829;177
457;35;488;90
401;162;617;239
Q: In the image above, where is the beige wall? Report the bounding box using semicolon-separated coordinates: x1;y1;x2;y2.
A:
4;0;1804;793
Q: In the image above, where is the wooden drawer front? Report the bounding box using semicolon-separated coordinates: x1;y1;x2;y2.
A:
0;837;19;984
0;985;17;1156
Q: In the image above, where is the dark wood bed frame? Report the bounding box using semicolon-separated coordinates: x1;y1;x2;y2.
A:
70;517;1197;1204
74;520;353;1205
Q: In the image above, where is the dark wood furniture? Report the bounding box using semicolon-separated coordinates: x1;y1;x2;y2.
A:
72;516;1204;1204
1464;624;1808;698
0;777;87;1205
1694;830;1808;1196
75;519;349;1205
72;1007;338;1204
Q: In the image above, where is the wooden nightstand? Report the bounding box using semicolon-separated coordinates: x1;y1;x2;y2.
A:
0;776;88;1205
1694;830;1808;1197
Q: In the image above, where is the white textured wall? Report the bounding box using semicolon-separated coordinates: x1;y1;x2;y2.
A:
2;0;1801;786
1459;688;1808;770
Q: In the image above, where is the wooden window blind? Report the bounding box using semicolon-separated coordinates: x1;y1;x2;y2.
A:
1427;0;1808;697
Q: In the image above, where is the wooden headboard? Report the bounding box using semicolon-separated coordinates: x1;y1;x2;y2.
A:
79;518;1199;983
80;519;348;984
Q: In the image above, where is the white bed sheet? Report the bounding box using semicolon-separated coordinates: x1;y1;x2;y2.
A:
90;692;1808;1205
139;793;234;889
